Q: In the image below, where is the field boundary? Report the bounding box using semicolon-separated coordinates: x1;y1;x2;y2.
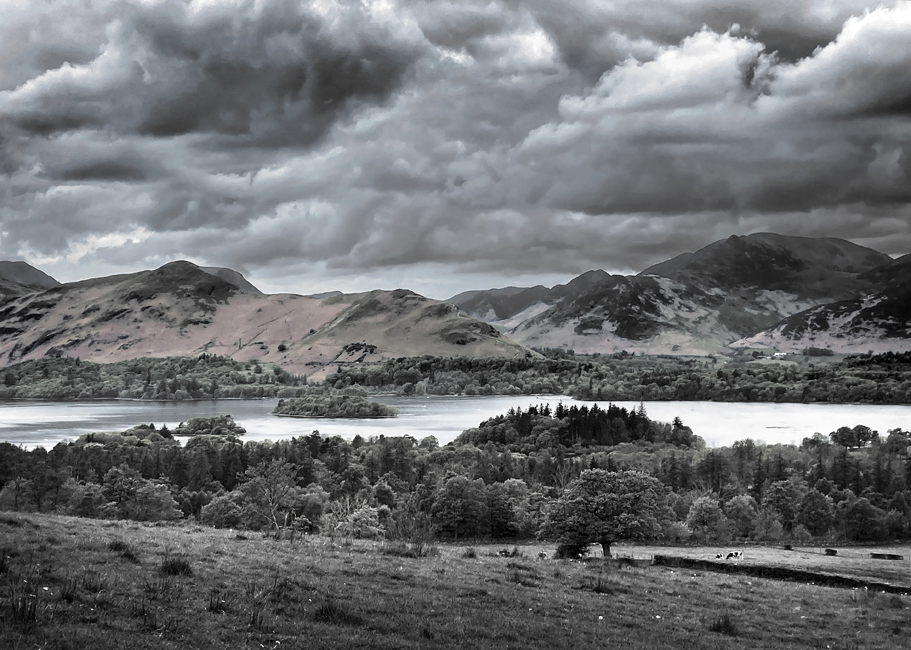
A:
652;555;910;594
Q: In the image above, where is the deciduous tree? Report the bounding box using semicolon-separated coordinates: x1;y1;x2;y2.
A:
538;469;664;557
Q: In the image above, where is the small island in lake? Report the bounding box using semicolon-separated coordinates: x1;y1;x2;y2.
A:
174;415;247;437
272;394;398;418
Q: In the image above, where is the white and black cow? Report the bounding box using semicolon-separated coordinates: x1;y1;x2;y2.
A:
714;551;744;560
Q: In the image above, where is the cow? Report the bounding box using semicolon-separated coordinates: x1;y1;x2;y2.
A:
537;552;548;560
715;551;744;560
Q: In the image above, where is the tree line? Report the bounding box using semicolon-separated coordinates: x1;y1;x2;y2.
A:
0;355;306;400
326;351;911;404
1;350;909;404
2;404;910;548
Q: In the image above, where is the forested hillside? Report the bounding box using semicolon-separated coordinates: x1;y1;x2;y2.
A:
2;350;910;404
325;350;911;404
0;355;306;400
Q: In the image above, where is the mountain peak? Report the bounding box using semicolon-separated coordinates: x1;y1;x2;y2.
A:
639;233;891;291
0;261;60;291
200;266;262;294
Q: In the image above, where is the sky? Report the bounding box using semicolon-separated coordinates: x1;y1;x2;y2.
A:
1;0;910;299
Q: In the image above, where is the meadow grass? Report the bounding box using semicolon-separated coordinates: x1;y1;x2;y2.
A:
0;512;908;649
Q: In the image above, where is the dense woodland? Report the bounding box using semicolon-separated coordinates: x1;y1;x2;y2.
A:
2;401;910;547
326;350;911;404
0;355;306;400
0;350;910;404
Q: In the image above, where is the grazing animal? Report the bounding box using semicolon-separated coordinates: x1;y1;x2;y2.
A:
715;551;743;560
537;552;548;560
497;549;510;557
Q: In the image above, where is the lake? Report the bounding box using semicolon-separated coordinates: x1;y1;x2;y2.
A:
0;395;911;448
1;396;909;450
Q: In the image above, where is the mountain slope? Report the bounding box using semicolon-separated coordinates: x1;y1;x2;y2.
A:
0;261;60;296
734;254;911;353
200;267;262;294
457;234;901;354
0;261;531;376
507;274;735;355
640;233;890;298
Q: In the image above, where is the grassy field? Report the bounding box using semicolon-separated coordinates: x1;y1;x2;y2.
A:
1;512;908;650
617;544;911;587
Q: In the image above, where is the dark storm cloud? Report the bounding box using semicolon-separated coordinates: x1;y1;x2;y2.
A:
3;0;423;145
1;1;910;293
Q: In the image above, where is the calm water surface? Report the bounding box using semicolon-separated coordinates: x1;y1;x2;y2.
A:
0;396;909;449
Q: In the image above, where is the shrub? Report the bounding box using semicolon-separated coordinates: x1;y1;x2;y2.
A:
109;539;140;563
384;507;438;557
587;570;612;594
160;549;192;577
554;542;589;560
312;595;364;626
207;588;232;613
334;505;385;540
200;495;244;529
708;612;739;636
8;592;39;628
81;568;108;593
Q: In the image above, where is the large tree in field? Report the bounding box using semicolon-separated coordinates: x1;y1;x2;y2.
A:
538;469;664;557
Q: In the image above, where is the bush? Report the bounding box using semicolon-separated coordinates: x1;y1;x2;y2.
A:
554;542;589;560
708;611;739;636
334;505;385;540
791;524;813;543
312;595;365;626
160;550;192;577
109;539;140;563
200;495;244;528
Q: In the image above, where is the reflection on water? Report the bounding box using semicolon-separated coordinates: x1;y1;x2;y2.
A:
1;396;909;450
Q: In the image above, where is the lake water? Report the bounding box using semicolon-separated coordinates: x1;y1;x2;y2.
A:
0;396;909;450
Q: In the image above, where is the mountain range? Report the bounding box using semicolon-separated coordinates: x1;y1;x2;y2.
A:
448;233;909;355
0;261;527;377
0;233;908;374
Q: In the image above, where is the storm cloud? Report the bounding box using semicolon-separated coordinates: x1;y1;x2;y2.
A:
1;0;910;296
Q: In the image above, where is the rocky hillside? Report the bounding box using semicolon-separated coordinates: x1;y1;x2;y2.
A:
736;253;911;353
0;261;530;377
451;234;908;354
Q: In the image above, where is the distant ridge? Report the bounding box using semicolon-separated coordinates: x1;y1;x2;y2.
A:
0;260;530;375
200;267;262;294
451;234;909;354
1;232;909;365
0;261;60;292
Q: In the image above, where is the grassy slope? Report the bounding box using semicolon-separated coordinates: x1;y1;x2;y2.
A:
1;513;908;650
